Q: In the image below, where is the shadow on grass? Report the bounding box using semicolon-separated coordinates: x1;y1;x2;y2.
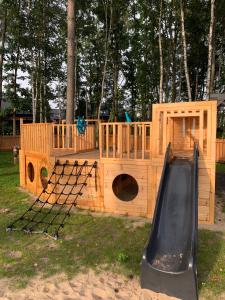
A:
0;171;20;177
198;229;225;295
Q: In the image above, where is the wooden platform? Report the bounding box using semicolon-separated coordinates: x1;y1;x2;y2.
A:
56;150;100;162
19;101;217;224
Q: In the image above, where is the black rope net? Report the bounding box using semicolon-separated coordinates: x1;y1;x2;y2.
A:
6;160;97;239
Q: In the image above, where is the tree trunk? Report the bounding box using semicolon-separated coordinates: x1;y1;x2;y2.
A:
66;0;75;124
12;108;16;136
158;0;164;103
0;10;6;111
32;53;37;123
180;0;192;101
195;69;199;100
12;45;20;135
39;77;43;122
98;0;112;120
112;62;119;121
206;0;216;100
171;21;178;102
178;55;182;101
74;31;77;117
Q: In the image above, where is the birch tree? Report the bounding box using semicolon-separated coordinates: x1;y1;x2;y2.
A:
158;0;164;103
98;0;112;120
66;0;75;124
206;0;216;100
180;0;192;101
0;10;6;111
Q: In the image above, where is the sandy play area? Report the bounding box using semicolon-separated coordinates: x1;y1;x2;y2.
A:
0;270;182;300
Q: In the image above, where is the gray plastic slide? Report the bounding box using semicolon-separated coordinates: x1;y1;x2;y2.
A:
141;144;198;300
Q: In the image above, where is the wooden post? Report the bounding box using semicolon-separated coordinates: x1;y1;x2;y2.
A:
13;108;16;136
127;124;130;159
119;124;123;159
134;124;137;159
199;110;204;154
113;124;116;158
142;124;145;159
20;118;23;149
99;124;103;158
106;124;109;158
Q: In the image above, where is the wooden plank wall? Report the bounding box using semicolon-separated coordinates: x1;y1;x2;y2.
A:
21;123;53;155
151;101;217;224
103;162;149;217
216;139;225;162
171;117;200;151
0;136;20;150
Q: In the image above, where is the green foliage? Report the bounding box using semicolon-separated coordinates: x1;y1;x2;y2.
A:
216;163;225;173
116;252;129;263
1;0;225;122
0;151;225;298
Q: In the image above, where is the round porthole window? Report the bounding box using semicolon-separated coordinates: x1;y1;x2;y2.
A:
112;174;138;201
27;162;35;182
40;167;48;189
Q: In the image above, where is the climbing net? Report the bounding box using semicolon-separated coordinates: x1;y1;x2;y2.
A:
6;160;97;239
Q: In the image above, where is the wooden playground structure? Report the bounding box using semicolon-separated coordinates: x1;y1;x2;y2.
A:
19;101;217;224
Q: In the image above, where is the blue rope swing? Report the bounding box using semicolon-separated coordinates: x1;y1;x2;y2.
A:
76;116;87;135
125;112;132;123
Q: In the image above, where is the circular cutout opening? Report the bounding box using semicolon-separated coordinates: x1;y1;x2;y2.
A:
27;162;35;182
112;174;138;201
40;167;48;189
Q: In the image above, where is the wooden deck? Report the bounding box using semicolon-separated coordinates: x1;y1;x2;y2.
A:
56;150;100;161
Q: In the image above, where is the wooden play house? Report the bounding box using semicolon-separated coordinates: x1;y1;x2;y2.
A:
19;100;217;224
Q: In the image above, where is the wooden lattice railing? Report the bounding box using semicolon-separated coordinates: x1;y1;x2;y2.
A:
99;122;152;160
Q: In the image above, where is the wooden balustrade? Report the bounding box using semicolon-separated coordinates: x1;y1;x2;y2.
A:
52;124;96;152
21;123;53;155
100;122;152;160
216;139;225;162
21;122;97;156
21;121;225;163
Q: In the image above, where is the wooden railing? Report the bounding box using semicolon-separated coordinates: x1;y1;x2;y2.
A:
99;122;152;160
20;122;97;156
216;139;225;162
21;123;53;155
52;124;96;152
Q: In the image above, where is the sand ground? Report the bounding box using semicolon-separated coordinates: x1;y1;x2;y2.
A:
1;270;224;300
0;270;182;300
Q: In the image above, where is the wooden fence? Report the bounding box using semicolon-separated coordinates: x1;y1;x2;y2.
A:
0;136;20;151
216;139;225;162
99;122;152;160
21;122;97;156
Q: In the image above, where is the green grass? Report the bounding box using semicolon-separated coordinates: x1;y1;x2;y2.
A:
216;163;225;173
0;151;225;299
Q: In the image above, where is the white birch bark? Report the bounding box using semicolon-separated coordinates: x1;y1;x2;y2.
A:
0;11;6;110
206;0;216;99
66;0;75;124
98;0;112;120
159;0;164;103
180;0;192;101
